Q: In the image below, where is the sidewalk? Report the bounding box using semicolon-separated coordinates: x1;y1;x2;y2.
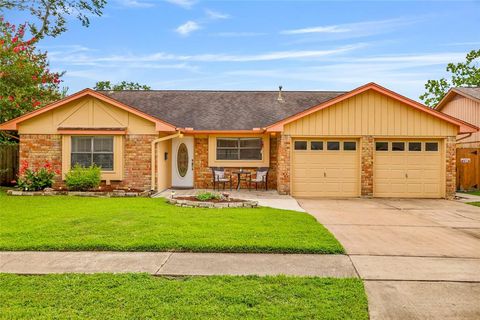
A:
455;192;480;203
0;251;356;277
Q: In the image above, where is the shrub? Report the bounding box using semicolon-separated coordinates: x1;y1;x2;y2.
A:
16;160;58;191
195;192;221;201
65;165;101;191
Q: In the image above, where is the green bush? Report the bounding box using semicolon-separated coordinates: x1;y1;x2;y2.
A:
65;165;101;191
196;192;221;201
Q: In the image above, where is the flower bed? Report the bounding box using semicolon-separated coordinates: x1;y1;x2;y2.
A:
168;197;258;208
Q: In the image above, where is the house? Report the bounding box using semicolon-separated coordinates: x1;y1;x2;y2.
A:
436;87;480;190
436;87;480;148
0;83;477;199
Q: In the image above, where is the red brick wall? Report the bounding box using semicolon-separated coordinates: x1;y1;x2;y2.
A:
445;136;457;199
360;136;374;197
276;134;291;195
193;136;278;190
19;134;63;186
19;134;156;190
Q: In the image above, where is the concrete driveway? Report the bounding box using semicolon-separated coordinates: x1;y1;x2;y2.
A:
299;198;480;320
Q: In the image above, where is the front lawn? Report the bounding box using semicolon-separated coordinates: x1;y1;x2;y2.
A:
0;274;368;320
0;189;343;253
467;190;480;196
468;202;480;207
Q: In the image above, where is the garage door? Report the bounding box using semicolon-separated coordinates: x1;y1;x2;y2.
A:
374;140;443;198
292;139;360;197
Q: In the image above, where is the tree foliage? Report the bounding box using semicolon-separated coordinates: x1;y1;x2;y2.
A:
0;0;107;38
0;18;64;141
94;81;151;91
420;49;480;107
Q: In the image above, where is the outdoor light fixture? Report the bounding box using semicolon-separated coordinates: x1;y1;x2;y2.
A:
170;190;176;199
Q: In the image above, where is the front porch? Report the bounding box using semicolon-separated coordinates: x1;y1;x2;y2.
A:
154;189;305;212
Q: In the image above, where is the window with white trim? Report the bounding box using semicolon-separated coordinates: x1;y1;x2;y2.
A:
216;138;262;160
71;136;114;170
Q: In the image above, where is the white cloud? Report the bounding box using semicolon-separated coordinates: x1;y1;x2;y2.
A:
205;9;230;20
165;0;196;9
213;32;267;37
116;0;155;8
281;25;350;35
281;17;421;39
175;21;201;36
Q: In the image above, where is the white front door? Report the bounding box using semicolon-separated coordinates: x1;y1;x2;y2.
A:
172;136;194;188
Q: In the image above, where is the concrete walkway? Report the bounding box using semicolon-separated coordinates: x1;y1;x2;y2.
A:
154;189;305;212
299;198;480;320
456;192;480;203
0;251;356;277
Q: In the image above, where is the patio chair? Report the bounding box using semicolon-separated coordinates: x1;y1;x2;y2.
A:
250;167;269;191
211;167;232;191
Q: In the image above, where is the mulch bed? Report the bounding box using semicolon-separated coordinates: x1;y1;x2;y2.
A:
174;196;246;203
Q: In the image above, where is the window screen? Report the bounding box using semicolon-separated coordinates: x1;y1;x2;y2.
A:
71;136;114;170
216;138;262;160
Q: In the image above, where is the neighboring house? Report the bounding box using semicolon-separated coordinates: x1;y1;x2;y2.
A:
436;87;480;190
436;87;480;148
0;83;477;199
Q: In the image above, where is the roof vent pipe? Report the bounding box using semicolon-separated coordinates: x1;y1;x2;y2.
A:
277;85;284;102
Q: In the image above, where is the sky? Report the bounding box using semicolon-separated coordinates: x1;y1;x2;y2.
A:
7;0;480;101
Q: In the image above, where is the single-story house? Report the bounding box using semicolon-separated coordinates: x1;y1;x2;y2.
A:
0;82;477;199
436;87;480;190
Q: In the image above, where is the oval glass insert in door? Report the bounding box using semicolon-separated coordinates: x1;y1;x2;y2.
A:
177;143;189;177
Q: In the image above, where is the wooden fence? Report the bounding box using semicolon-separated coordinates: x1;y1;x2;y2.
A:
0;144;19;186
457;148;480;191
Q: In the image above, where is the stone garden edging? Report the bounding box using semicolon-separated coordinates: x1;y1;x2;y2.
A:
6;189;151;198
168;198;258;208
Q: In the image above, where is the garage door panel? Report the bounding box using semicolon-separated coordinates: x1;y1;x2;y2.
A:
292;139;359;197
374;140;443;198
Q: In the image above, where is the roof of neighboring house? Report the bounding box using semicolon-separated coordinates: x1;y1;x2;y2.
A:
100;90;346;130
436;87;480;110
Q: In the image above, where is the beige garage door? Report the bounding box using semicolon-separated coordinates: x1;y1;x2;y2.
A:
292;139;360;197
374;140;443;198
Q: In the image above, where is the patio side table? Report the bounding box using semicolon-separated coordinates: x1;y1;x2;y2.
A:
233;170;251;190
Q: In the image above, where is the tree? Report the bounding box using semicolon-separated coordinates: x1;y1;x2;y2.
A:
0;0;107;38
420;49;480;107
0;18;64;140
94;81;151;91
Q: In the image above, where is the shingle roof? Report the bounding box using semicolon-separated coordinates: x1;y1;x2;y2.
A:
100;90;346;130
454;87;480;101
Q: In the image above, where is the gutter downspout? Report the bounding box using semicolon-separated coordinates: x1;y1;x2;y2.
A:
151;131;183;191
457;133;473;142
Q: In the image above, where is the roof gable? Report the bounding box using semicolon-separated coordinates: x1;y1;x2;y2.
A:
0;89;177;132
266;83;478;134
436;87;480;111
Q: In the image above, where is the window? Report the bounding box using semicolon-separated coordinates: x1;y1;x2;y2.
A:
216;138;262;160
344;141;356;151
327;141;340;151
392;142;405;151
71;136;114;170
425;142;439;152
409;142;422;152
294;141;307;150
311;141;323;150
376;142;388;151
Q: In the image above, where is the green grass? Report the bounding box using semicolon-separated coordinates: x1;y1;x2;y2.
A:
467;202;480;207
0;189;343;253
467;190;480;196
0;274;368;320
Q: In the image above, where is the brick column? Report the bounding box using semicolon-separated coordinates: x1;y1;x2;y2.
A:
445;136;456;199
277;134;291;195
360;136;374;197
193;137;211;189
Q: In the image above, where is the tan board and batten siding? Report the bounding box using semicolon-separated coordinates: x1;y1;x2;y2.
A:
285;90;457;198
